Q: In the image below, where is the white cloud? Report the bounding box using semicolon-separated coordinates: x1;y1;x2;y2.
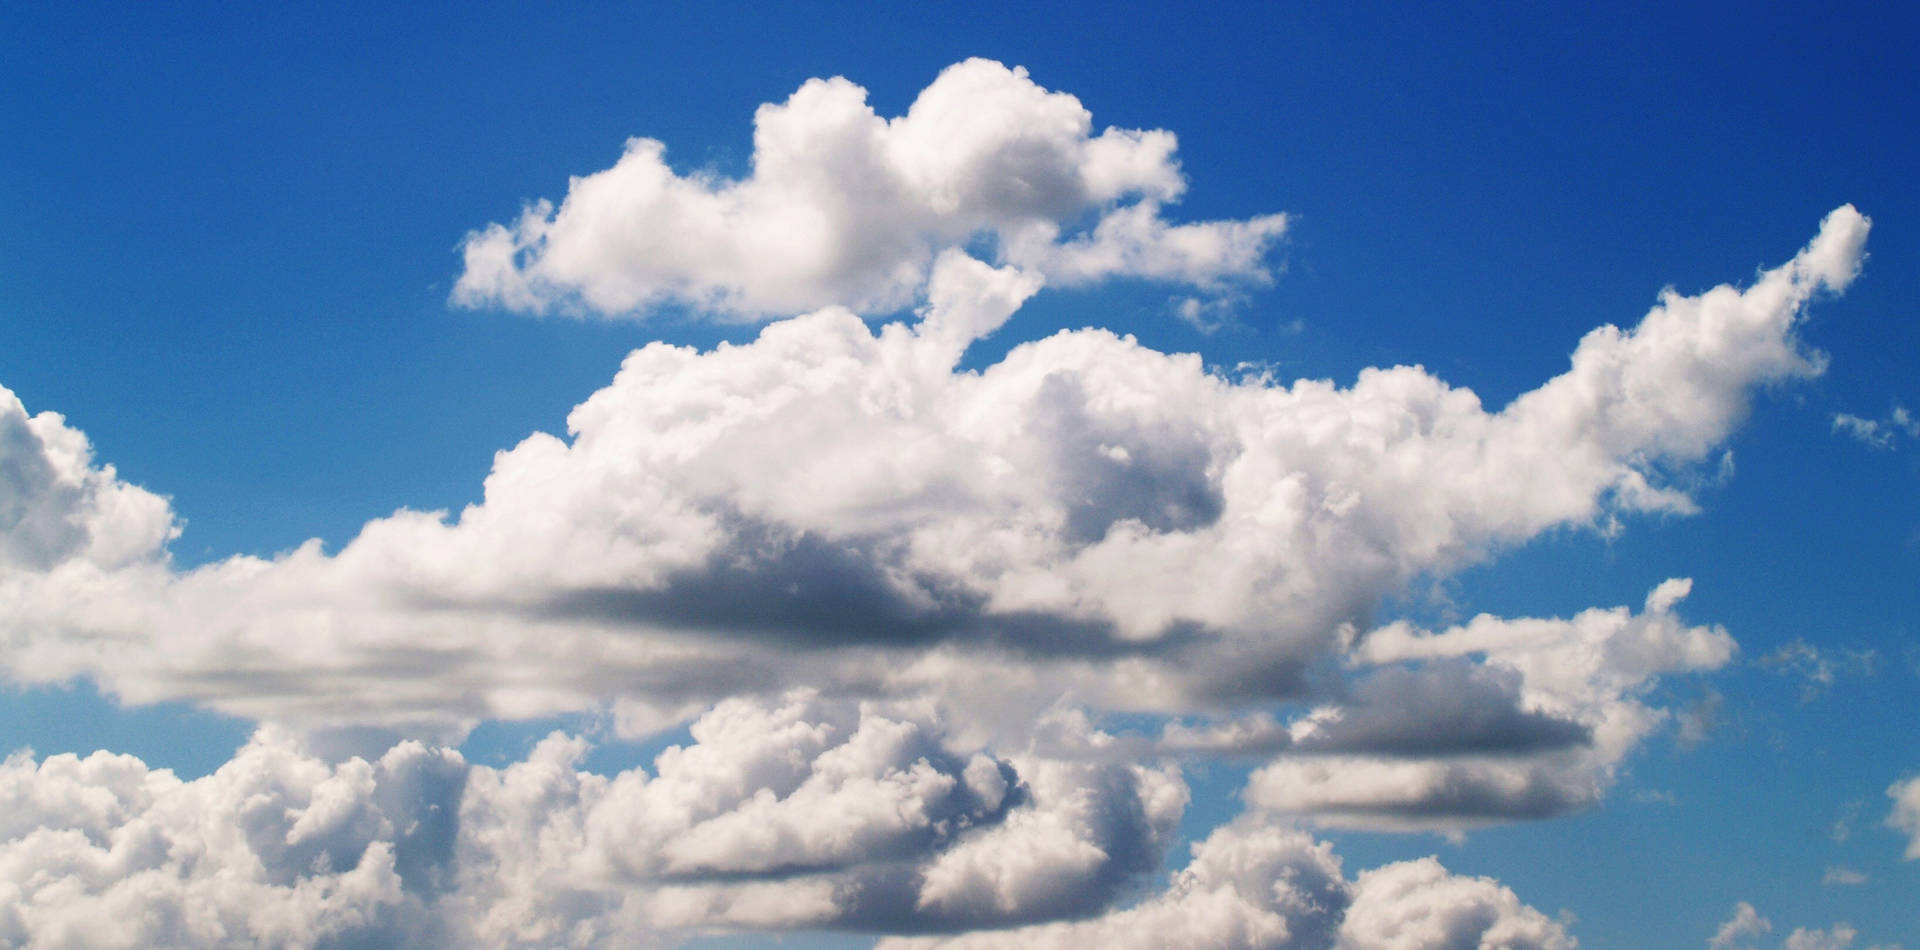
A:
0;388;176;573
1246;580;1734;830
0;695;1588;949
1820;866;1867;886
452;59;1286;320
1761;640;1877;702
1712;902;1773;948
1785;925;1858;950
878;821;1349;950
882;822;1574;950
0;730;458;949
1832;405;1918;450
1888;773;1920;859
1832;413;1892;449
1709;904;1888;950
0;694;1196;947
0;209;1868;746
1336;857;1574;950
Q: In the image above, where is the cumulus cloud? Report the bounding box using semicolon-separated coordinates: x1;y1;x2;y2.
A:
1245;580;1734;830
448;691;1190;939
0;693;1198;947
1708;904;1887;950
0;387;176;573
452;59;1286;319
1712;903;1773;948
0;705;1579;949
1783;927;1859;950
1336;857;1574;950
880;822;1573;950
0;730;461;949
3;694;1577;949
0;208;1868;744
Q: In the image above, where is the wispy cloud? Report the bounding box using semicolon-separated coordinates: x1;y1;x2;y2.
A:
1832;405;1920;450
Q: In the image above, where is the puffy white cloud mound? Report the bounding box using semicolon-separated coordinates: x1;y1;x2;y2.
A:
0;731;461;950
880;821;1575;950
0;387;175;573
1336;857;1574;950
453;59;1286;319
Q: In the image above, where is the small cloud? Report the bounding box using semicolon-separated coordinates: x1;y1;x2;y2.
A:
1676;687;1724;749
1710;901;1771;948
1821;866;1868;886
1716;450;1738;485
1890;774;1920;860
1832;404;1918;450
1784;923;1858;950
1169;294;1244;334
1831;799;1863;844
1895;405;1920;436
1833;413;1891;449
1760;640;1877;702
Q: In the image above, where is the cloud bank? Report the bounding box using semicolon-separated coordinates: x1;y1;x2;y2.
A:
0;699;1579;950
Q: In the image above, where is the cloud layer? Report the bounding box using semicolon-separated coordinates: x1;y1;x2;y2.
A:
0;698;1582;950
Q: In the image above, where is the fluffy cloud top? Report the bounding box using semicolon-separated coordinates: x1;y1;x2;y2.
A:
452;59;1286;318
0;388;175;573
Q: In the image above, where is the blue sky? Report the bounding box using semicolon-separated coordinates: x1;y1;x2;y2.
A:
2;3;1916;948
